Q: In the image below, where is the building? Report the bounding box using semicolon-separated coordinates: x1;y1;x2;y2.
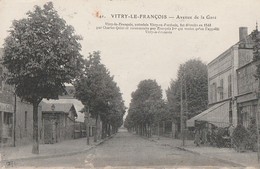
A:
41;103;77;144
42;85;100;140
187;27;257;128
236;28;258;127
0;48;42;146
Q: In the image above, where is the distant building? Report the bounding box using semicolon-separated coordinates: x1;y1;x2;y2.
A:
187;27;257;128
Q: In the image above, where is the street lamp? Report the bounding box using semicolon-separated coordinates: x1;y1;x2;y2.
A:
180;72;186;147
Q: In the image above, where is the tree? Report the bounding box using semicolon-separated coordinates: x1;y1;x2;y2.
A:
166;80;181;120
74;51;125;141
252;27;260;77
100;76;126;137
166;59;208;120
3;2;83;154
126;79;166;137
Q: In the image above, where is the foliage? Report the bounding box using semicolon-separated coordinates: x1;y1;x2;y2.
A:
247;117;257;151
215;127;230;148
232;125;250;152
125;79;166;132
3;2;82;154
166;59;208;120
252;28;260;78
166;80;180;119
3;2;83;104
74;52;110;117
74;51;125;134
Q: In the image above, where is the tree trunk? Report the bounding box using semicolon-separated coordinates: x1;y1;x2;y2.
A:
162;121;165;136
101;121;105;139
143;123;145;136
32;102;39;154
141;124;144;136
94;115;98;142
157;121;160;139
145;123;147;137
108;124;111;136
145;123;148;137
86;106;90;145
148;124;151;138
171;121;175;139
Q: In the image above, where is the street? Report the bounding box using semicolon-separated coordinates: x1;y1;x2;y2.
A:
13;129;239;168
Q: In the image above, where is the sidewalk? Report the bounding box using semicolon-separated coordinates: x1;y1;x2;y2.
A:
0;136;112;163
148;135;259;167
148;135;194;147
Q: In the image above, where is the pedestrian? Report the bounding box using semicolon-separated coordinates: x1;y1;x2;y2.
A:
194;128;200;147
228;123;235;147
201;128;207;144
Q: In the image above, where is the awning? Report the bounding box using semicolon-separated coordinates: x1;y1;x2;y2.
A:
187;101;230;127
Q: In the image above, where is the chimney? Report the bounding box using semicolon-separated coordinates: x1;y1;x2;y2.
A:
239;27;248;41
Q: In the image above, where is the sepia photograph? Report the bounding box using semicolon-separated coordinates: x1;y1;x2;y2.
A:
1;0;260;168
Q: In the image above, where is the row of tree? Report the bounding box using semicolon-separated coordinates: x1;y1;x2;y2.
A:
3;2;125;154
124;59;208;137
74;51;126;142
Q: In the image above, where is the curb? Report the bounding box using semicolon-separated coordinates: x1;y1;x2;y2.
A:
176;146;246;168
1;134;115;165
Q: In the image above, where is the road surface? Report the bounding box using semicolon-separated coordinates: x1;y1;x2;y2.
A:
13;129;238;168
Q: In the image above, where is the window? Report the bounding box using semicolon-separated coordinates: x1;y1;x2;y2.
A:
219;79;224;100
4;112;13;125
214;83;217;102
210;84;213;103
229;110;232;124
210;83;217;103
228;75;232;97
242;112;249;127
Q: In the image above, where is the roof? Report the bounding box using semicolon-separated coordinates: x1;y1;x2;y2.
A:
42;102;76;113
187;101;230;127
42;98;85;122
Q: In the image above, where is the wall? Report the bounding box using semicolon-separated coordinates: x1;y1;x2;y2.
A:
208;48;233;104
15;98;42;146
236;47;258;127
42;112;75;144
237;49;256;95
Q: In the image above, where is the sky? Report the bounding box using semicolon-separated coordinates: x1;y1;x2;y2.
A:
1;0;260;111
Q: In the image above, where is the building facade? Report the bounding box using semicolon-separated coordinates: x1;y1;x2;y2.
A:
187;27;256;128
236;30;258;128
207;43;238;127
0;48;42;146
42;103;77;144
42;85;101;141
